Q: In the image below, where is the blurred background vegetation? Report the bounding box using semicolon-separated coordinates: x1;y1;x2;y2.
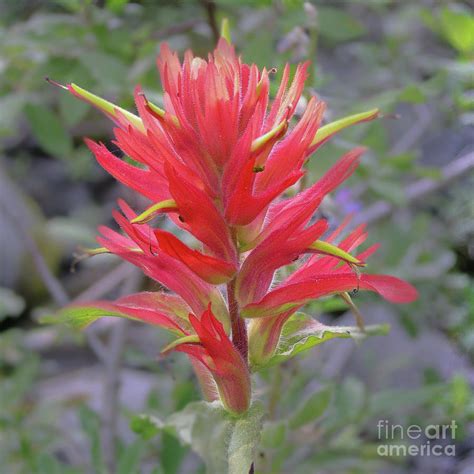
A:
0;0;473;473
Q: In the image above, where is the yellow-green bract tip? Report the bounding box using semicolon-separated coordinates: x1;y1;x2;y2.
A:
130;199;178;224
220;18;231;43
161;335;200;354
69;83;144;132
309;240;365;267
311;108;379;148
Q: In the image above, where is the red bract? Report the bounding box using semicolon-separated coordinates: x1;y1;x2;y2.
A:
162;305;251;415
57;37;417;414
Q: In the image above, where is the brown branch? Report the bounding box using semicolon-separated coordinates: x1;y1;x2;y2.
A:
151;18;203;40
227;279;248;363
200;0;219;43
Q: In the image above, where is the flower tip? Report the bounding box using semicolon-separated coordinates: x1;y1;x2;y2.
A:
79;246;110;256
129;210;147;224
310;240;363;267
311;108;381;148
220;18;231;43
45;77;68;90
400;283;419;303
66;83;145;131
130;199;178;225
251;118;288;153
70;246;110;273
139;90;166;119
161;334;201;355
365;274;419;304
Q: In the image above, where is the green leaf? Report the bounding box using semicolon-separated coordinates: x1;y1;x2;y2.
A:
131;414;164;441
383;153;416;171
451;375;471;414
81;52;128;90
41;306;128;329
132;401;265;474
34;453;63;474
0;94;28;137
161;431;187;474
79;405;106;474
317;7;367;42
398;84;426;104
439;7;474;54
261;421;287;449
266;313;390;367
24;104;73;158
289;386;333;429
171;379;200;411
413;165;443;180
369;384;445;418
106;0;128;13
322;378;367;430
311;296;351;313
369;179;407;206
116;441;145;474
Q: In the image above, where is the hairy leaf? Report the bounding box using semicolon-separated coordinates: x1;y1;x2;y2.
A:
132;401;265;474
267;313;389;367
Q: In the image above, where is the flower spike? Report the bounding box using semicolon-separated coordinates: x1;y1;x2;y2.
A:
50;35;417;415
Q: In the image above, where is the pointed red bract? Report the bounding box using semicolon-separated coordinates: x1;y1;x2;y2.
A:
242;272;418;319
164;162;237;262
95;201;229;326
85;139;168;202
164;306;251;415
65;292;191;333
154;229;237;284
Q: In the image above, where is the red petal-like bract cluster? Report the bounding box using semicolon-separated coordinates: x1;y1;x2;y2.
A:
65;39;417;414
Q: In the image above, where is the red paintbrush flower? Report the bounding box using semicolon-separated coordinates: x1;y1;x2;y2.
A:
162;305;251;415
52;34;417;414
